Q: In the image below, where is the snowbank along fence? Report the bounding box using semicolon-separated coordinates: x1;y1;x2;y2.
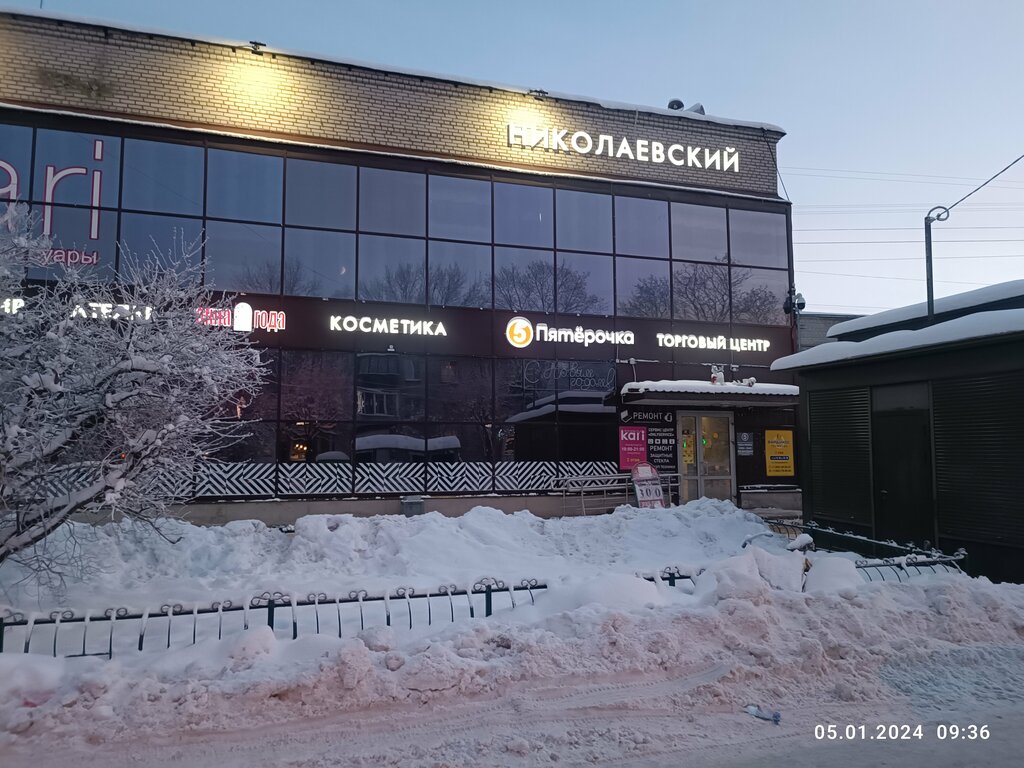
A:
0;577;544;660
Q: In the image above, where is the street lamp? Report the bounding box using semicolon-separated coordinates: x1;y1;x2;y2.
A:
924;205;950;324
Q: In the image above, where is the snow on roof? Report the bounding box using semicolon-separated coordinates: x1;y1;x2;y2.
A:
353;435;461;451
1;7;784;135
621;380;799;397
773;308;1024;371
827;279;1024;338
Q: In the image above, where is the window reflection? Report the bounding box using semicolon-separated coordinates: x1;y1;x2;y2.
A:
279;422;352;464
355;353;425;421
359;168;425;236
429;424;496;462
0;124;32;203
614;196;668;258
494;247;553;312
33;130;121;207
281;350;353;420
358;235;425;304
284;228;355;299
731;266;789;325
729;209;788;268
616;257;670;318
427;357;492;421
671;203;727;263
119;212;203;278
428;241;490;308
494;183;552;248
672;262;731;322
556;189;612;253
354;424;426;464
204;220;282;293
285;158;356;230
123;139;204;216
27;205;117;281
556;252;612;315
429;175;491;242
207;149;282;223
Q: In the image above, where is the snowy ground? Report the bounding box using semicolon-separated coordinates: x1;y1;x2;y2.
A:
2;500;1023;767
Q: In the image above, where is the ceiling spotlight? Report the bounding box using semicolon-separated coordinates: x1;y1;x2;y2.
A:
667;99;684;110
249;40;266;55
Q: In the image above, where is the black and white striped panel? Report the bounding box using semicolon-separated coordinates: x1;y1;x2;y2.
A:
427;462;493;493
149;469;194;501
494;461;559;492
279;462;352;496
560;461;618;478
354;462;425;494
195;462;276;497
41;466;98;501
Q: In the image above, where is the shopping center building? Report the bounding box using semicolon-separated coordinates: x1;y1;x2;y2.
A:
0;11;798;512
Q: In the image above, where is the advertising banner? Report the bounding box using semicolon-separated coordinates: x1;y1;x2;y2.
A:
765;429;795;476
618;426;648;470
631;462;665;509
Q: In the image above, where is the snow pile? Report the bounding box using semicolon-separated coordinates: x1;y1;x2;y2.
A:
1;500;1024;763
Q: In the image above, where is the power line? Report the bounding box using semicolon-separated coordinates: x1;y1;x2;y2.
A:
797;253;1024;263
781;165;1024;185
799;269;988;286
946;152;1024;212
784;171;1024;190
795;238;1024;245
794;225;1024;232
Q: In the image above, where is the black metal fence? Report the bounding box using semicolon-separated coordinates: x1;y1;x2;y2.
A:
0;577;544;660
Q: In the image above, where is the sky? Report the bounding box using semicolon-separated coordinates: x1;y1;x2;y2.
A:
5;0;1023;317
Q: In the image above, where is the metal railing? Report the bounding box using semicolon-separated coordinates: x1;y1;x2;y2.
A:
0;577;545;660
551;472;682;515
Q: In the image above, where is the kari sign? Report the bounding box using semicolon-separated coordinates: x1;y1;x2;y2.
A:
618;426;648;470
765;429;795;476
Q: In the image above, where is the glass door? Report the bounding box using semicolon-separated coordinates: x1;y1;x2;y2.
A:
676;412;735;502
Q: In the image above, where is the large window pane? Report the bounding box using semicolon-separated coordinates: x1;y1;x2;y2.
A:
285;158;356;230
614;196;668;257
119;213;203;277
495;359;559;421
671;203;727;263
204;220;282;293
207;149;282;223
354;424;426;464
122;139;204;215
429;175;490;242
280;422;353;464
560;422;617;463
729;209;788;268
27;205;116;281
616;257;670;318
429;423;496;462
732;266;789;325
32;130;120;207
0;124;33;203
556;189;612;253
359;168;425;236
494;247;553;312
428;241;490;308
358;235;425;304
284;228;355;299
355;353;425;421
557;252;612;315
211;422;277;463
427;357;493;421
672;262;731;322
281;350;353;420
494;183;552;247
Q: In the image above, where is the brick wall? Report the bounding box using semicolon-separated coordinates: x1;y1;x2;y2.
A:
0;12;783;197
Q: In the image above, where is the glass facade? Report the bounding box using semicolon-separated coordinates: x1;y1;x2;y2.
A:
0;115;793;497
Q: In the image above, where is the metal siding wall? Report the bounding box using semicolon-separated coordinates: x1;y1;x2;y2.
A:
933;373;1024;546
807;389;872;525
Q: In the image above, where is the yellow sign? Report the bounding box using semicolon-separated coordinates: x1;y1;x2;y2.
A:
765;429;794;476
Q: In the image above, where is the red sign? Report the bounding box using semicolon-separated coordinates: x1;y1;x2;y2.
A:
619;426;648;470
631;462;665;509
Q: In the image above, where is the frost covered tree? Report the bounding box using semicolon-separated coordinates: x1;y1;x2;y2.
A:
0;204;267;570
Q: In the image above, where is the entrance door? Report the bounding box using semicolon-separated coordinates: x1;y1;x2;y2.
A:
677;413;735;502
872;383;934;547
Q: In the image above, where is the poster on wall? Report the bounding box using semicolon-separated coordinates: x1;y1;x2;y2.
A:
765;429;795;476
737;431;754;457
619;407;677;474
618;426;648;470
